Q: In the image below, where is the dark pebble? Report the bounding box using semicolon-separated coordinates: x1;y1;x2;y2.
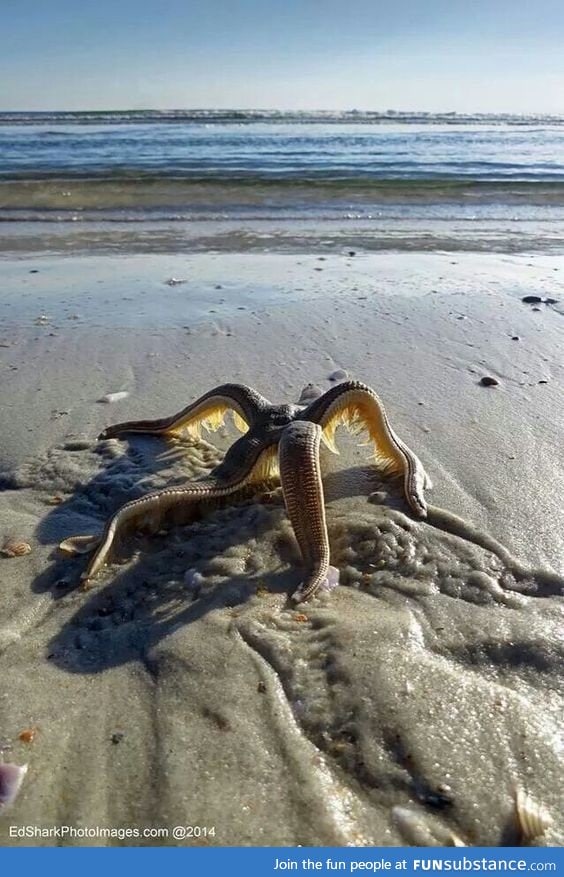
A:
29;269;39;274
419;790;454;810
511;336;520;341
348;251;356;257
111;732;125;745
521;295;543;304
545;298;558;305
538;379;549;384
480;376;499;387
257;681;267;694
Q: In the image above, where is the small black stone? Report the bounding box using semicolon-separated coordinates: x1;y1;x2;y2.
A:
111;732;125;745
521;295;543;304
348;251;356;257
545;298;558;305
480;376;499;387
511;336;520;341
420;790;454;810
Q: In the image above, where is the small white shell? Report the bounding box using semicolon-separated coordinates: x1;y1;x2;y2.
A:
515;788;551;845
1;539;32;558
97;391;129;404
0;763;28;809
165;277;186;286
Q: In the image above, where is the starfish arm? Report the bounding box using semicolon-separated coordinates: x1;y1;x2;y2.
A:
70;436;275;587
278;421;332;603
300;380;430;517
98;383;272;440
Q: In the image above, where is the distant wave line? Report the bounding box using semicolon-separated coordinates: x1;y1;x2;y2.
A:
3;171;564;185
2;109;564;127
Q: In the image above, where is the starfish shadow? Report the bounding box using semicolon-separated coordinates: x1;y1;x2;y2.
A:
30;430;407;674
27;431;230;597
28;426;563;679
44;561;299;675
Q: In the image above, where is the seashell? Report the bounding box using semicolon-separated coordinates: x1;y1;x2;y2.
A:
1;539;32;558
59;534;101;555
515;787;551;845
0;763;28;810
97;391;129;404
165;277;187;286
18;728;38;744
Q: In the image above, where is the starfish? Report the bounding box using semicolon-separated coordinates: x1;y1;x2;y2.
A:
60;380;431;602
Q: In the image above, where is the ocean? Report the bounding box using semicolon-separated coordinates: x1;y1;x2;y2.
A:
2;110;564;253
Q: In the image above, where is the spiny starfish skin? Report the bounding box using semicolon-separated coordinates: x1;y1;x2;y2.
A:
60;381;430;602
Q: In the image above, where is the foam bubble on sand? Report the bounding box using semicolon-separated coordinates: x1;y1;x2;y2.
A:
329;509;529;608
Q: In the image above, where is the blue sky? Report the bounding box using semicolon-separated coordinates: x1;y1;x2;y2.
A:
1;0;563;112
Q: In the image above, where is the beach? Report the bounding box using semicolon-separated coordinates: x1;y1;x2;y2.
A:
1;111;564;847
1;248;563;846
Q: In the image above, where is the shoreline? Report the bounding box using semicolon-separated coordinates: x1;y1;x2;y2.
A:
3;218;564;256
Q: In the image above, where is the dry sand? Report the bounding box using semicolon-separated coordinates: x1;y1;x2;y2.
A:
0;252;563;846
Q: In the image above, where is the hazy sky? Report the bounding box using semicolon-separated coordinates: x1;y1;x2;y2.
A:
1;0;563;112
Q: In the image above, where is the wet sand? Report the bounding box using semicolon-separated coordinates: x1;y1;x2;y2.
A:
0;252;563;846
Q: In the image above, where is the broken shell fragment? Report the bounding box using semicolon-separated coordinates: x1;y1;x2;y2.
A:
97;391;129;404
0;763;28;810
59;534;101;555
46;495;64;506
1;539;32;558
18;728;38;744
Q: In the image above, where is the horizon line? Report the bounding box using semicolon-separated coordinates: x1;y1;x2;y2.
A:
1;107;563;117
